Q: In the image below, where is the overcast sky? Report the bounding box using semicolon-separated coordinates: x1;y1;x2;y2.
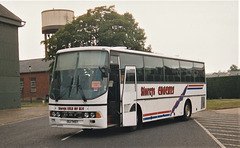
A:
1;0;239;73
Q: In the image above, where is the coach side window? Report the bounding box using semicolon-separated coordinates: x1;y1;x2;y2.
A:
180;61;194;82
120;53;144;82
144;56;164;82
164;59;180;82
194;63;205;82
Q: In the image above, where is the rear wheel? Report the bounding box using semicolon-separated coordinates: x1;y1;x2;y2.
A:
181;101;191;121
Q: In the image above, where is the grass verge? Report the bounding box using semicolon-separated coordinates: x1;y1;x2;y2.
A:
207;99;240;110
21;100;48;107
21;99;239;110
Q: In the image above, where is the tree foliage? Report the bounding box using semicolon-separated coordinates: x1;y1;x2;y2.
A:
230;64;238;71
43;5;151;61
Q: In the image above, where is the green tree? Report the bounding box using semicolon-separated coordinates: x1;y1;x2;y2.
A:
230;64;238;71
43;5;150;61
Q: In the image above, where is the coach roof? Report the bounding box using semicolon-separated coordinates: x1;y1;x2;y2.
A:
56;46;204;63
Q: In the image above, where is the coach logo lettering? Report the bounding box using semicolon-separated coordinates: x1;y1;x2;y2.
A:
59;107;84;111
158;86;174;95
141;87;155;97
59;107;66;110
67;107;73;110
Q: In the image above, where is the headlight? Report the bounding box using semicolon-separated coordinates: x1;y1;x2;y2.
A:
51;111;56;117
84;112;89;118
62;112;68;118
56;112;61;117
74;112;78;117
90;112;96;118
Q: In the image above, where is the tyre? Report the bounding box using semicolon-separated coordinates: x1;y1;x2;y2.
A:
129;108;142;131
136;108;143;129
181;101;192;121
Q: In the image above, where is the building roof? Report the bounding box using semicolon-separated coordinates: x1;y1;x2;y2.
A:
20;58;52;73
0;4;23;26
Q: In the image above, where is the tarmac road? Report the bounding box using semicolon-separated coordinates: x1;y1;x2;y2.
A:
0;107;239;148
0;114;219;148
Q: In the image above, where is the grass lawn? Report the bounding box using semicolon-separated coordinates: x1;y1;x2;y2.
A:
207;99;240;110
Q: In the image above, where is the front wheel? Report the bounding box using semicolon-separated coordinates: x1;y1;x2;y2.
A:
181;101;192;121
129;109;142;131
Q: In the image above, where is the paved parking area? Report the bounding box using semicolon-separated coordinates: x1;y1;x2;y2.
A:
0;106;48;125
193;108;240;148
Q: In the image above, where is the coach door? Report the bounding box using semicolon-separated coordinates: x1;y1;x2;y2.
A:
122;66;137;127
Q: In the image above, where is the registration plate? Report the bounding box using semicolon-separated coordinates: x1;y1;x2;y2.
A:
67;120;78;124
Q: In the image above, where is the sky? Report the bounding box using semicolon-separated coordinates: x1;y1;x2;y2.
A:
1;0;239;73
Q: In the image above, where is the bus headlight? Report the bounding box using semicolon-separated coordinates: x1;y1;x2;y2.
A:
90;112;96;118
51;111;56;117
84;112;89;118
56;112;61;117
83;112;101;118
50;111;101;118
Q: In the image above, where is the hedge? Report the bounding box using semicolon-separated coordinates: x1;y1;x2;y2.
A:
207;75;240;99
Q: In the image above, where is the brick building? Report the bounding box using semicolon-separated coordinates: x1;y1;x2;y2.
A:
20;59;52;100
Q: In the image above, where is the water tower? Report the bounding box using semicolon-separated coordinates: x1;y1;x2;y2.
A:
42;9;74;57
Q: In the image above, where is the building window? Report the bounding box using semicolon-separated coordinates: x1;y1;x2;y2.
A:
20;78;24;94
30;77;36;92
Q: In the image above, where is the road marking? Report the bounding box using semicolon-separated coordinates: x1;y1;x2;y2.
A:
61;130;82;141
197;121;240;126
204;125;240;131
200;123;240;128
197;119;239;124
194;119;226;148
211;133;239;138
222;143;240;147
217;138;240;142
208;129;240;134
196;118;239;123
196;116;237;119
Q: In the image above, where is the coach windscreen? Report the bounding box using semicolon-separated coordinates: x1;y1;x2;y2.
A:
50;50;109;101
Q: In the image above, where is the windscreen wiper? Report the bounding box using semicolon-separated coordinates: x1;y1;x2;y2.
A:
68;77;74;97
54;78;75;102
76;75;87;102
55;86;70;102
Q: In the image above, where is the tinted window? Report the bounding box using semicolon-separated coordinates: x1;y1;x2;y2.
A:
194;63;205;82
180;61;194;82
110;56;118;65
126;69;136;84
164;59;180;82
144;56;164;82
120;53;144;81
